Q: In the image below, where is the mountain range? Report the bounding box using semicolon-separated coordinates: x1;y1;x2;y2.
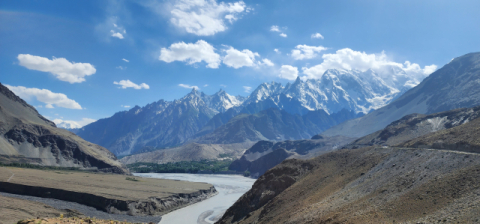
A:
76;67;424;156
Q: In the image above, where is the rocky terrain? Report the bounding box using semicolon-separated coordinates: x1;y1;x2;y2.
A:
323;52;480;138
229;135;355;178
0;168;217;217
120;142;254;165
399;116;480;153
218;146;480;224
345;105;480;149
0;83;128;174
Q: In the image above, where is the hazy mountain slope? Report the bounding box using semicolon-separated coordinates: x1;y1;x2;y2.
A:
119;142;254;165
218;146;480;224
194;108;359;144
229;135;355;178
0;83;128;174
345;105;480;148
322;52;480;138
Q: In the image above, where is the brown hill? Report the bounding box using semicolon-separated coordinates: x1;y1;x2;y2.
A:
218;146;480;223
0;83;127;174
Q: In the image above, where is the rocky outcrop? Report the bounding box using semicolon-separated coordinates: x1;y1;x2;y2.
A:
0;83;128;174
0;181;217;216
229;135;355;178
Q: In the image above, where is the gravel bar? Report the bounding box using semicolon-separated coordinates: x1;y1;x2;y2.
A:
0;192;162;223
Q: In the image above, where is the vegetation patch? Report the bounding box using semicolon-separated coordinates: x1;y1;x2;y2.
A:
0;162;80;171
127;159;234;174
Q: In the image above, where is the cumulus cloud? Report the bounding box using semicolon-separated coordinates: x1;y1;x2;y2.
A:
279;65;298;80
5;85;82;109
311;33;324;39
274;49;280;54
53;118;96;129
222;47;259;69
270;25;280;32
114;80;150;89
302;48;438;81
169;0;248;36
291;45;327;60
121;105;131;108
17;54;96;84
159;40;221;68
122;58;129;62
243;86;252;93
179;84;200;89
110;30;124;39
279;33;287;38
258;58;274;67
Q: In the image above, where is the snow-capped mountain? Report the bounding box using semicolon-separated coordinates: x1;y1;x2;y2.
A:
243;68;410;115
200;89;245;113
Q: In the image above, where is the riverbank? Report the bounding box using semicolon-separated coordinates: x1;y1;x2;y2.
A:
0;167;218;222
135;173;255;224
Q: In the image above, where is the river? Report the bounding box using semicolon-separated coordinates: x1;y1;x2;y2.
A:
134;173;255;224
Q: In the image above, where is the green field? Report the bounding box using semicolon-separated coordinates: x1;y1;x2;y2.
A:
127;159;233;173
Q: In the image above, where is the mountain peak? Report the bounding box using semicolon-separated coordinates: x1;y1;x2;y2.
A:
294;76;301;84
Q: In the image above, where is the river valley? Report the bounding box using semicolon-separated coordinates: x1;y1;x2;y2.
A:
134;173;256;224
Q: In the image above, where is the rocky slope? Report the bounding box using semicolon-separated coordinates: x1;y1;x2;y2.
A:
322;52;480;138
195;108;359;144
218;146;480;224
229;135;355;178
399;116;480;153
0;83;128;174
345;105;480;148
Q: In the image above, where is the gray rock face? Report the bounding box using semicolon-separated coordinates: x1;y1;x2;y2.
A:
322;52;480;138
229;135;355;178
0;83;128;174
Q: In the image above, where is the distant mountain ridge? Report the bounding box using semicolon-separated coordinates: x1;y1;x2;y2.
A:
77;66;427;156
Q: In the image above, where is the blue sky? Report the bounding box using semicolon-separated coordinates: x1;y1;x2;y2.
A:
1;0;479;127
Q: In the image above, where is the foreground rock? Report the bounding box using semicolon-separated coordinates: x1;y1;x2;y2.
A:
0;83;128;174
218;146;480;223
0;168;216;216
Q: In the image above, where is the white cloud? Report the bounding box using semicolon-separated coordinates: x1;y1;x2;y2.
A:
279;33;287;38
5;85;82;109
110;30;124;39
121;105;131;108
159;40;221;68
116;66;126;70
222;47;259;69
279;65;298;80
302;48;437;80
270;25;280;32
53;118;96;129
179;84;200;90
17;54;96;84
122;58;129;62
243;86;252;93
291;45;327;60
169;0;248;36
274;49;280;54
311;33;324;39
220;84;227;88
114;80;150;89
204;84;209;87
258;58;274;67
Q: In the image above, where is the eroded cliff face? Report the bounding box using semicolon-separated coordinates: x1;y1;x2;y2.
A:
0;181;217;216
0;83;128;174
218;147;480;224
